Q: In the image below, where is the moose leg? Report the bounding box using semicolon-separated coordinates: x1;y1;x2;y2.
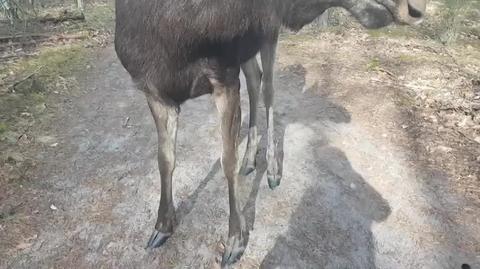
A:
261;35;281;189
145;94;179;249
211;72;247;266
240;57;262;175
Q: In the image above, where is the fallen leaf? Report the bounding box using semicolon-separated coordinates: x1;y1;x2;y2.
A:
16;242;33;250
15;234;37;250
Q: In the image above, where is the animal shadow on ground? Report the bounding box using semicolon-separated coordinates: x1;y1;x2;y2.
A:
172;106;267;250
160;63;391;268
173;114;262;227
258;64;392;268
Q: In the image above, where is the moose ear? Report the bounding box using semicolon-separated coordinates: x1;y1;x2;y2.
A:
347;0;394;29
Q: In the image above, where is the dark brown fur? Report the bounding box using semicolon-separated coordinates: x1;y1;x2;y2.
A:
115;0;343;103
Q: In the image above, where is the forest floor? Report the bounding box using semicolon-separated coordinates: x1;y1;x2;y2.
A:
0;2;479;268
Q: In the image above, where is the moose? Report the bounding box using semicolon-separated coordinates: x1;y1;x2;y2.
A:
114;0;425;266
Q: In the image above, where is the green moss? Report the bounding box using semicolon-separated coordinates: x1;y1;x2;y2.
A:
394;92;417;108
13;44;87;86
367;29;387;38
366;58;381;71
64;3;115;32
13;44;87;91
0;44;89;144
367;26;422;39
397;54;418;63
282;32;317;43
0;122;7;135
85;3;115;30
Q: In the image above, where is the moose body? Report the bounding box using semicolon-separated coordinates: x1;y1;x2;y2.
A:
114;0;425;266
116;1;273;102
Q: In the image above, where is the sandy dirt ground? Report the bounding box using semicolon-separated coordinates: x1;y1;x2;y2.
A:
1;28;479;268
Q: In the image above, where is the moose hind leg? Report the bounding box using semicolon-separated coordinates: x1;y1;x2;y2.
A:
145;94;179;249
240;57;262;175
212;72;248;266
261;37;282;189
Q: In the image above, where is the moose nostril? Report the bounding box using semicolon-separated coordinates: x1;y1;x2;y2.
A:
408;3;423;18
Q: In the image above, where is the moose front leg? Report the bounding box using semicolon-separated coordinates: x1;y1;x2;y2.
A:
261;34;281;189
145;93;179;249
211;72;247;267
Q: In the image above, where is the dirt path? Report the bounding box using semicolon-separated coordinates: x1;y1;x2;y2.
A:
1;30;479;268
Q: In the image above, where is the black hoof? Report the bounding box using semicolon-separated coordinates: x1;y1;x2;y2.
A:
221;235;246;268
146;230;171;249
242;164;256;176
267;174;281;190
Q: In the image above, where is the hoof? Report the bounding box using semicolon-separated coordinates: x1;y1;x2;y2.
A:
241;164;256;176
146;229;171;249
267;173;281;190
241;154;256;176
221;235;246;268
241;145;257;176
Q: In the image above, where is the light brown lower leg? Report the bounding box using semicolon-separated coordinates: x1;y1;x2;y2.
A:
146;94;179;233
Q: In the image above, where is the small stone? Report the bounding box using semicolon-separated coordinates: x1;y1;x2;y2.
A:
16;242;33;250
50;143;58;147
436;145;453;153
35;103;47;113
50;204;58;210
17;134;30;145
474;137;480;144
37;136;56;144
458;117;473;128
216;241;225;254
401;124;409;129
212;260;222;269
